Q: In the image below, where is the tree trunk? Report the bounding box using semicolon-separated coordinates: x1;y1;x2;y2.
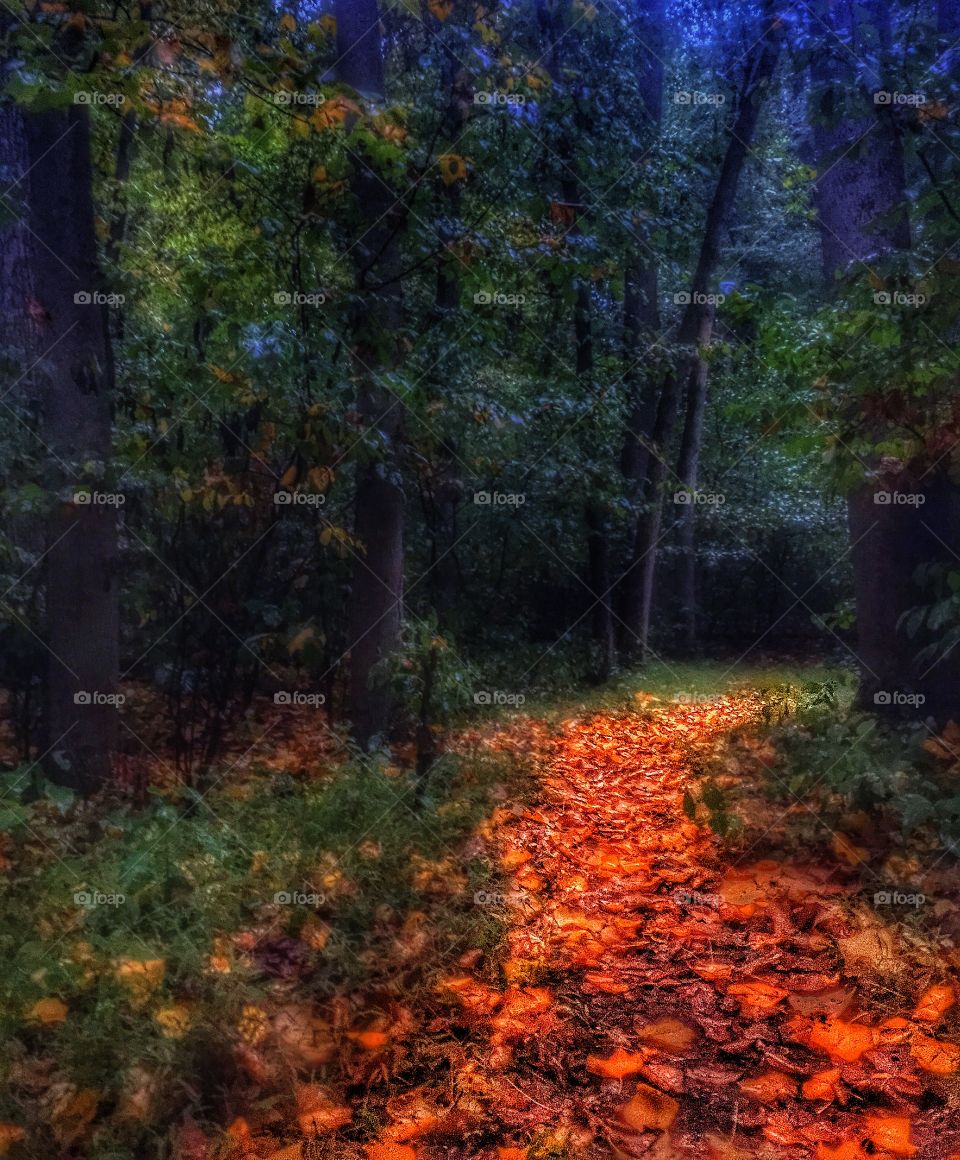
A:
674;304;714;652
617;0;666;654
0;103;120;793
806;1;945;716
337;0;406;748
627;0;783;659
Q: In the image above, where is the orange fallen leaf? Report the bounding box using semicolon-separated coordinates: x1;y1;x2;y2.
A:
913;982;956;1023
692;962;732;982
114;959;165;1005
298;1102;352;1136
802;1067;842;1102
348;1029;390;1050
786;1014;876;1062
816;1142;871;1160
910;1030;960;1074
726;980;788;1018
619;1083;679;1131
154;1004;191;1039
366;1145;416;1160
832;832;868;866
738;1069;796;1103
587;1047;649;1078
636;1018;696;1052
27;997;68;1025
0;1124;25;1156
864;1115;917;1157
497;1150;527;1160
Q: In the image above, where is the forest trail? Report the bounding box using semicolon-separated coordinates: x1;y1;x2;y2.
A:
422;694;960;1160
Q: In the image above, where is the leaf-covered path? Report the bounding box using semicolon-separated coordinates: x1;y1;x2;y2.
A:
418;694;960;1160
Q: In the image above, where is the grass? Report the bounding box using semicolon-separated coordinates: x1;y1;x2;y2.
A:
0;738;529;1157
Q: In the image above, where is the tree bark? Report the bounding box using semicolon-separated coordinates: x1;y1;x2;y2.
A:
0;101;120;793
337;0;406;748
617;0;666;653
626;0;783;659
806;1;945;716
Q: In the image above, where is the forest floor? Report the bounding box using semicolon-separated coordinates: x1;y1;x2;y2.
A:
2;665;960;1159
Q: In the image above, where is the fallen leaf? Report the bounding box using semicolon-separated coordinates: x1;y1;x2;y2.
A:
619;1083;680;1131
0;1125;25;1156
913;982;956;1023
587;1047;650;1078
366;1145;417;1160
27;997;68;1025
738;1070;796;1103
801;1067;842;1102
636;1018;697;1052
910;1030;960;1074
114;959;165;1006
154;1004;191;1039
864;1115;917;1157
726;981;788;1018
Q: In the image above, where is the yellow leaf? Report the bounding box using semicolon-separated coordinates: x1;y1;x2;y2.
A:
238;1004;269;1045
438;153;468;185
280;12;297;31
154;1005;191;1039
114;959;165;1006
27;997;68;1025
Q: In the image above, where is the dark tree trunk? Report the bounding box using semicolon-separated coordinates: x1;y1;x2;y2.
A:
538;0;615;678
426;24;471;622
806;1;948;717
674;305;715;652
0;102;120;793
626;0;783;659
617;0;666;654
337;0;406;748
